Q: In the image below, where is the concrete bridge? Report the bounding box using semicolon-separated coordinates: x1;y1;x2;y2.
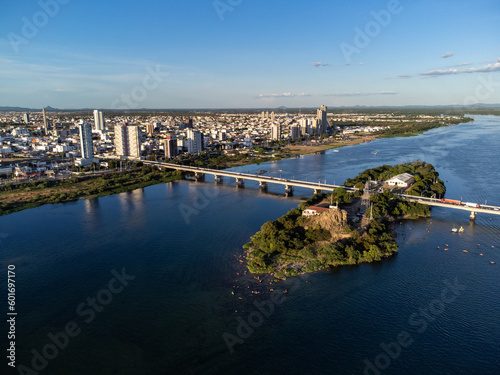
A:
143;161;358;195
143;161;500;220
400;194;500;220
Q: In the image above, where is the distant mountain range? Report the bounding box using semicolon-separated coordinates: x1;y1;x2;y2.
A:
1;104;500;112
0;106;61;112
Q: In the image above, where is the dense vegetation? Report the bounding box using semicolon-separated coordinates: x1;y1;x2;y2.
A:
367;189;430;219
244;162;439;278
374;118;473;138
244;204;398;278
0;166;181;216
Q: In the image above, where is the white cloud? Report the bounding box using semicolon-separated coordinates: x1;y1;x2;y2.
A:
312;62;330;68
327;91;398;97
420;61;500;76
258;92;311;98
440;52;455;58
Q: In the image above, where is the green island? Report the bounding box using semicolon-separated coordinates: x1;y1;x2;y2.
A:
244;161;444;279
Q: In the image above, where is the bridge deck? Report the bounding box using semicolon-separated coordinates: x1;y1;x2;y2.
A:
146;161;358;192
401;195;500;215
143;161;500;215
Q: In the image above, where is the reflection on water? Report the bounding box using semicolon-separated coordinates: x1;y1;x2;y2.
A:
0;116;499;375
118;188;145;209
84;197;99;215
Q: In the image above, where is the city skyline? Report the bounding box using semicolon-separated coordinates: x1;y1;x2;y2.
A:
1;0;499;109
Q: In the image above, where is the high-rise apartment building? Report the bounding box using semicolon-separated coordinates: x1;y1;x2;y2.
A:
317;105;328;135
23;113;30;123
164;134;178;159
114;123;141;158
299;118;309;135
186;129;203;154
93;110;106;131
271;124;281;140
290;125;300;139
78;120;94;159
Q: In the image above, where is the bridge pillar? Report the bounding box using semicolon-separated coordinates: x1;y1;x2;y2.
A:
314;189;322;195
194;172;205;181
259;181;268;190
285;185;294;194
236;178;245;188
214;175;223;184
470;211;477;221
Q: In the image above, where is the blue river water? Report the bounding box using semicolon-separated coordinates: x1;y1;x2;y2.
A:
1;116;499;375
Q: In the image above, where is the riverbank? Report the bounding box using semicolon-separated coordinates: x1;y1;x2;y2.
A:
284;116;473;156
0;166;181;216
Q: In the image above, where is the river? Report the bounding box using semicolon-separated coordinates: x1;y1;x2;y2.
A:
1;115;499;375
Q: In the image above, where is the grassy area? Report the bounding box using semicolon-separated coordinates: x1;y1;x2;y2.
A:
374;117;473;138
0;166;182;216
284;135;378;156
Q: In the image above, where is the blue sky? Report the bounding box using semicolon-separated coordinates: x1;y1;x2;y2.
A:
0;0;499;109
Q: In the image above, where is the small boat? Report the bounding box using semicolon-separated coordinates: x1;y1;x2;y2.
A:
451;228;458;233
372;152;378;155
257;170;267;175
458;226;464;233
463;250;468;253
333;149;339;152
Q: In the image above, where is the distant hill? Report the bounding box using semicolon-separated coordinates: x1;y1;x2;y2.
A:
0;106;61;112
0;104;499;112
0;106;34;112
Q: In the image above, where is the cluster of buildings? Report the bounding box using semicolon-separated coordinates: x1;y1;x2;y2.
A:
0;107;459;178
0;105;334;168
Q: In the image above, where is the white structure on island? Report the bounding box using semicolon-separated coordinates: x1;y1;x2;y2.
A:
385;173;415;188
302;206;330;217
